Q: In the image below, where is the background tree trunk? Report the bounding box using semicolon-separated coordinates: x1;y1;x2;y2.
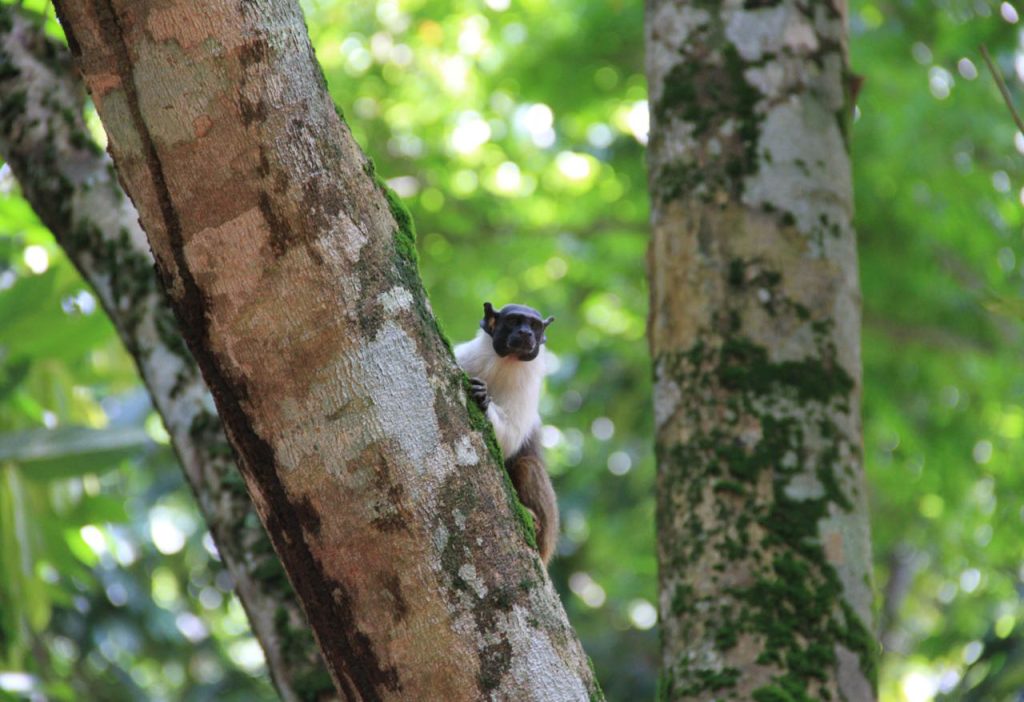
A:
52;1;600;699
645;2;876;700
0;8;334;700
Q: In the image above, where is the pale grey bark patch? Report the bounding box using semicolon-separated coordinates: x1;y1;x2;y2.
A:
647;4;710;91
354;323;443;470
742;92;852;255
653;369;682;430
454;436;481;466
506;607;591;702
823;494;875;626
725;5;820;61
276;322;442;482
838;644;875;702
458;564;489;599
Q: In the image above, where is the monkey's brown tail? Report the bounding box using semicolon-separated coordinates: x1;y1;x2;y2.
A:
507;455;559;564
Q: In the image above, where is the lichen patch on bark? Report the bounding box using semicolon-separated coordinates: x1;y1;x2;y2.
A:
647;1;875;700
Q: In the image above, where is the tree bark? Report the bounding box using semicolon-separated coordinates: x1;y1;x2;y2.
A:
51;1;599;700
645;2;876;701
0;8;333;700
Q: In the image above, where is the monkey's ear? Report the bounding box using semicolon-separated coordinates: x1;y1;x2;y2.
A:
480;301;498;334
541;315;554;343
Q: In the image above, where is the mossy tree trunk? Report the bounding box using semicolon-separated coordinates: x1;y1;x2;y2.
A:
51;1;599;700
645;2;876;700
0;8;332;700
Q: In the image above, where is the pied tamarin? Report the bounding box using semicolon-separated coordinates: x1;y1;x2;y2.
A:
455;302;559;564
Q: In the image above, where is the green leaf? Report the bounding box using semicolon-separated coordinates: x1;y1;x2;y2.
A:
0;426;151;481
0;268;57;326
983;294;1024;320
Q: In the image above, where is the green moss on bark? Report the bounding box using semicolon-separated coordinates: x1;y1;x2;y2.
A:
656;307;874;698
273;606;335;702
652;39;762;204
0;57;19;82
587;657;606;702
0;88;25;133
718;337;853;405
361;156;454;357
461;375;539;551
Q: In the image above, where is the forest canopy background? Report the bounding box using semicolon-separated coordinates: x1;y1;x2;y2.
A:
1;0;1023;700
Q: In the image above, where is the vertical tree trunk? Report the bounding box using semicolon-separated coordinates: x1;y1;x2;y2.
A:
52;1;599;699
645;2;876;701
0;8;333;700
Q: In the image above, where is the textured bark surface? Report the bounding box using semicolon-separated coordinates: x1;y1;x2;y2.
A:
645;1;876;701
51;1;599;699
0;8;333;701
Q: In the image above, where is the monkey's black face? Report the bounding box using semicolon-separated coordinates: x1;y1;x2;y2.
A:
480;302;554;362
493;311;545;361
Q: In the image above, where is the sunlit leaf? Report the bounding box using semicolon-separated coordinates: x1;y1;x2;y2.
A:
0;426;151;481
983;294;1024;320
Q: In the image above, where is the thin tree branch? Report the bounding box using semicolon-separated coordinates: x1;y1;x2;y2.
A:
980;44;1024;137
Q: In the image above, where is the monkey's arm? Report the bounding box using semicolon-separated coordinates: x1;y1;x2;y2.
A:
506;431;559;564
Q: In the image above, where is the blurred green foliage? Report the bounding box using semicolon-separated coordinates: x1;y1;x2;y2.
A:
1;0;1023;700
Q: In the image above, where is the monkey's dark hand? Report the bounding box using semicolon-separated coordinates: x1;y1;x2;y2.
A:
469;378;491;412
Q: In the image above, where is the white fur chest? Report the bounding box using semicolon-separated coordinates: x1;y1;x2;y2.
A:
455;331;545;458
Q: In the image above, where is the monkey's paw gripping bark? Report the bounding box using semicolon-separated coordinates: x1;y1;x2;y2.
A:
469;378;491;411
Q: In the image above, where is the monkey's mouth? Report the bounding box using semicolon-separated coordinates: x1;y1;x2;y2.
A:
511;344;540;361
